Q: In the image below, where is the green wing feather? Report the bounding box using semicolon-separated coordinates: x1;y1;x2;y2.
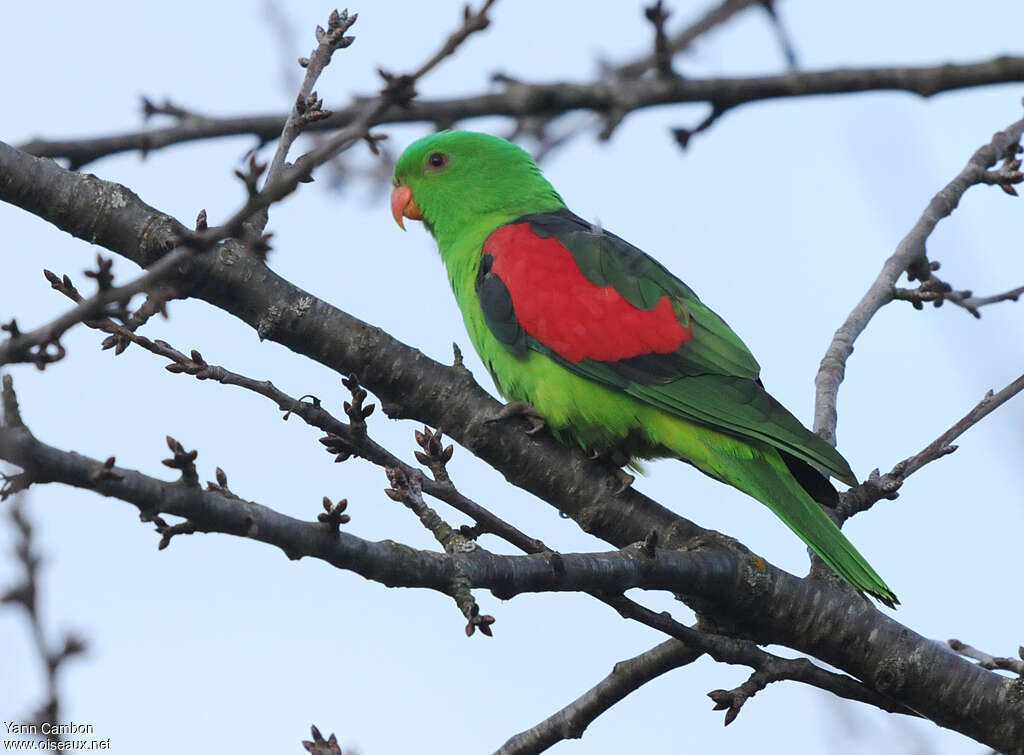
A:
521;212;856;486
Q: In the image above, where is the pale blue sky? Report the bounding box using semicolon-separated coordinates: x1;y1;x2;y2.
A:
2;2;1023;753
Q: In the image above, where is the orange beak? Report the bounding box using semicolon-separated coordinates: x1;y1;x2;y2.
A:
390;183;423;230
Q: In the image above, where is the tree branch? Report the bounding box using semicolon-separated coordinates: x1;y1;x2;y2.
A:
813;112;1024;444
0;250;189;369
892;278;1024;318
254;9;358;235
496;639;702;754
948;638;1024;676
839;372;1024;520
615;0;763;79
79;322;551;553
18;57;1024;168
0;494;87;744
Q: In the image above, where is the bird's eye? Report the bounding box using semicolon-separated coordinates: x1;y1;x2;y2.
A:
427;152;448;170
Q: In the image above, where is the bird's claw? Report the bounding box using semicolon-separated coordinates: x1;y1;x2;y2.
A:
587;449;635;493
485;401;546;435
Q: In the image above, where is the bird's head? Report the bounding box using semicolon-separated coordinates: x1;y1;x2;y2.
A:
390;130;564;241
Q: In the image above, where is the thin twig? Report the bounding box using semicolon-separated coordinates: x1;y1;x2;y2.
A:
893;278;1024;318
254;9;357;234
644;1;675;78
892;375;1024;480
615;0;763;78
202;0;499;249
949;639;1024;676
385;465;495;637
839;373;1024;520
955;284;1024;317
1;496;87;743
83;325;550;553
0;250;189;369
409;1;495;81
757;0;798;69
496;639;701;754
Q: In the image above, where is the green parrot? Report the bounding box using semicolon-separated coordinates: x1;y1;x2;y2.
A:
391;130;897;607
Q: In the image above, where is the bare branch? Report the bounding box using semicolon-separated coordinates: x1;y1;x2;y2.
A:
596;593;914;719
839;373;1024;520
209;1;499;246
408;1;495;82
814;112;1024;444
256;9;358;233
497;640;701;754
101;331;550;553
18;57;1024;168
955;284;1024;317
615;0;764;78
893;278;1024;318
644;1;675;78
949;639;1024;676
758;0;798;70
0;250;189;369
1;496;87;743
891;376;1024;480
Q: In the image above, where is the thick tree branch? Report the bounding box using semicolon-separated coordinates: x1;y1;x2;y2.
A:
814;113;1024;444
18;57;1024;168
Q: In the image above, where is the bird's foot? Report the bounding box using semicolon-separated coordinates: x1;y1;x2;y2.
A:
587;449;635;494
485;401;546;435
609;467;635;494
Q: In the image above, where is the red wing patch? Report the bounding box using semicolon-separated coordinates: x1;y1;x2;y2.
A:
483;223;691;362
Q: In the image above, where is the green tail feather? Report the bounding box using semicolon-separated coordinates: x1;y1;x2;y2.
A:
716;450;898;607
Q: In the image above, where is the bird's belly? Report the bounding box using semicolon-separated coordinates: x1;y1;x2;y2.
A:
469;325;680;459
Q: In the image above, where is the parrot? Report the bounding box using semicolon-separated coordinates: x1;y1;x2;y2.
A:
390;130;897;607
